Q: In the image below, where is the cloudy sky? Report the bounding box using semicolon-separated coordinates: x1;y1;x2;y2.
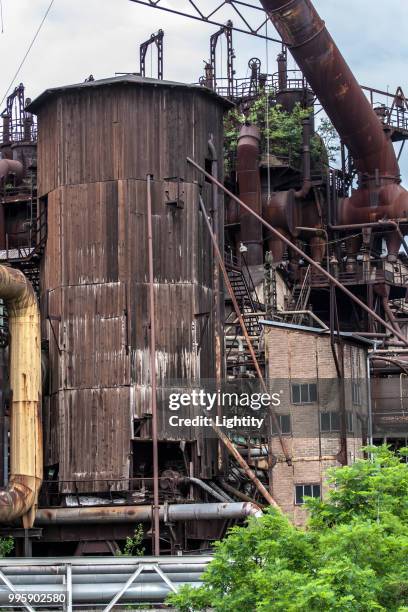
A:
1;0;407;175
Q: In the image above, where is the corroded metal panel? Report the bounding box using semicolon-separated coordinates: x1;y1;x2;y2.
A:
37;81;225;490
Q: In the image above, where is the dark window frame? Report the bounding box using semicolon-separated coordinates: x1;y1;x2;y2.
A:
291;382;318;405
272;413;291;435
295;483;321;505
352;381;362;406
320;411;354;433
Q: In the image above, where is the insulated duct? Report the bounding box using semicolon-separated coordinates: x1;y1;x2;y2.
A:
0;266;42;527
35;502;263;525
260;0;408;233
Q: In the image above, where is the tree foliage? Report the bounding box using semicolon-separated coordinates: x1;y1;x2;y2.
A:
168;447;408;611
0;537;13;558
116;525;145;557
223;94;334;174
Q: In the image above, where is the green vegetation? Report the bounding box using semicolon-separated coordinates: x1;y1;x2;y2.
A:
224;94;339;174
168;446;408;611
0;536;13;557
116;524;145;557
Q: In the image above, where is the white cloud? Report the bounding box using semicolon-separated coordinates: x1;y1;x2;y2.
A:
0;0;407;178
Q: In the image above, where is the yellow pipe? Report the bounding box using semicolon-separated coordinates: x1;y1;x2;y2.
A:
0;266;41;528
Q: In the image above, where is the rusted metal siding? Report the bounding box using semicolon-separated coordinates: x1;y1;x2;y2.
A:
38;81;224;491
36;84;225;196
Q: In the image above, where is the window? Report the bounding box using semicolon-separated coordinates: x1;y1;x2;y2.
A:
320;411;340;432
320;411;354;433
272;414;291;435
291;383;317;405
352;381;362;405
295;484;321;505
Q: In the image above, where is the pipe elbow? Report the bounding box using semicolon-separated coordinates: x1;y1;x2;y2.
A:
0;266;42;527
0;476;40;524
0;159;24;185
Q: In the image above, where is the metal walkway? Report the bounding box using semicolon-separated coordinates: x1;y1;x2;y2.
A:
0;555;211;610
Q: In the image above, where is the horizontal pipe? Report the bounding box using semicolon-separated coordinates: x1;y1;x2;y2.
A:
0;583;203;603
0;555;212;566
3;572;204;585
35;502;263;525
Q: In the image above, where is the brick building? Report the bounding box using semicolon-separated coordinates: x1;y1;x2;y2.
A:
261;321;370;525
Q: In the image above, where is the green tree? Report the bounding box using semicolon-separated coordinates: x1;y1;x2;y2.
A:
223;94;330;174
168;446;408;611
0;537;13;558
116;524;145;557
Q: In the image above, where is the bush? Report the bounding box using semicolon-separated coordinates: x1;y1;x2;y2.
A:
168;447;408;611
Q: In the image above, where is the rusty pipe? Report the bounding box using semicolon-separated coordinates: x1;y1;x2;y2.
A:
237;125;263;265
295;117;312;198
146;175;160;555
0;159;23;184
260;0;408;224
370;356;408;375
0;266;41;527
35;502;263;525
260;0;399;181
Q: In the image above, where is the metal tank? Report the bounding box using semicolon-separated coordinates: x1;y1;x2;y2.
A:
28;75;229;497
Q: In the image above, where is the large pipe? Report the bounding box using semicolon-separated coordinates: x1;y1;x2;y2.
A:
0;266;42;527
237;125;263;265
0;159;23;184
35;502;263;525
260;0;408;226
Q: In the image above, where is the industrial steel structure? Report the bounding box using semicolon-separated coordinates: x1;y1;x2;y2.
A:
0;1;406;601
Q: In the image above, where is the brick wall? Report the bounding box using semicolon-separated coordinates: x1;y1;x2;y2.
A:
263;326;368;525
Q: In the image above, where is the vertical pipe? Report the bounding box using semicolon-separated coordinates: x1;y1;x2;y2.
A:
208;138;224;472
277;52;287;90
146;175;160;555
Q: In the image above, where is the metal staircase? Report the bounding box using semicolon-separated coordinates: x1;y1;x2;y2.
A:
288;265;311;325
225;260;265;376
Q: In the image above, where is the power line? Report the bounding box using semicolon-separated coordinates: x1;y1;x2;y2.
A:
0;0;56;107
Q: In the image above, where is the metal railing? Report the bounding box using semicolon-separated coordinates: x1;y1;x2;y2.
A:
0;116;37;144
209;69;310;100
362;85;408;135
304;259;408;288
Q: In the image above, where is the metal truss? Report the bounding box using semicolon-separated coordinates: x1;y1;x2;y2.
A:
129;0;282;44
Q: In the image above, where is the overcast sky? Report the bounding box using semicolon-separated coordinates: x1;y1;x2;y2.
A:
1;0;407;175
